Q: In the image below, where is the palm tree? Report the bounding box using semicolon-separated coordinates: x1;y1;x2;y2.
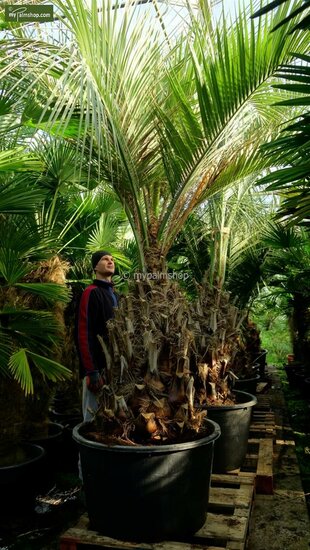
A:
1;0;309;441
252;0;310;226
227;220;310;370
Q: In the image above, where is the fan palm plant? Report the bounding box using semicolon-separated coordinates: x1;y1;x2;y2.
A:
0;210;72;461
1;0;309;442
228;220;310;370
0;141;73;459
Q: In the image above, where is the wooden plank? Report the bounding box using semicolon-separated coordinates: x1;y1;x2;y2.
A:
211;472;255;485
209;484;253;508
256;382;269;393
60;525;194;549
256;439;274;495
198;510;248;541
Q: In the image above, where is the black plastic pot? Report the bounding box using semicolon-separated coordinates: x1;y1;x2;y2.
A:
28;421;64;490
234;373;260;395
284;362;305;385
48;411;82;473
0;443;45;512
206;390;257;473
73;418;221;541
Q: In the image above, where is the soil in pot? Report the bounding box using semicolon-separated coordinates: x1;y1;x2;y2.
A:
73;418;221;541
206;390;257;473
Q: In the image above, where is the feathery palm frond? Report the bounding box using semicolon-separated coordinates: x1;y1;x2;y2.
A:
1;0;309;268
259;55;310;225
252;0;310;33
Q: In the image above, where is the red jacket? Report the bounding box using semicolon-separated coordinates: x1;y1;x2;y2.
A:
75;279;118;378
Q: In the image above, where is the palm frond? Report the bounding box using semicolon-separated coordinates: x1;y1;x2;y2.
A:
157;1;310;252
8;349;34;395
1;308;63;349
0;176;45;214
0;219;58;284
252;0;310;34
26;350;72;382
0;148;42;172
8;348;71;396
15;283;71;304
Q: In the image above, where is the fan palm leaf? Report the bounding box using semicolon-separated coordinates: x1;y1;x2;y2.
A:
8;349;71;396
0;308;71;394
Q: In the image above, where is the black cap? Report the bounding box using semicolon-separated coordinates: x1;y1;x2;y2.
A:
91;250;112;270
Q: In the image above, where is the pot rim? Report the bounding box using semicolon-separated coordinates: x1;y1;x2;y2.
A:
72;418;221;454
206;390;257;411
0;443;45;472
235;373;260;383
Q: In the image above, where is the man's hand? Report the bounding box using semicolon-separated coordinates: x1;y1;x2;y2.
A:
86;371;103;393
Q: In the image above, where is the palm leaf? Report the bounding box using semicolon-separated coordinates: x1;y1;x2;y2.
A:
26;350;72;382
1;308;63;350
15;283;71;304
0;219;59;284
252;0;310;34
8;348;71;396
8;349;34;395
0;177;45;213
0;148;43;172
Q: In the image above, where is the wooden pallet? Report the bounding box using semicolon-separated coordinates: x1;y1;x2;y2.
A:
60;472;255;550
230;436;274;496
249;410;276;438
255;394;272;411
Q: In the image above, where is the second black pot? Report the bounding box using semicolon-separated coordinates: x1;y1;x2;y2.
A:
234;373;260;395
0;443;45;512
206;390;257;473
28;422;65;490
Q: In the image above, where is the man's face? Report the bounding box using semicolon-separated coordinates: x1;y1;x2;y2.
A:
95;255;115;277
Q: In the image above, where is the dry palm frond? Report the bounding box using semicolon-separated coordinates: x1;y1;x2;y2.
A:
25;256;70;286
192;278;250;403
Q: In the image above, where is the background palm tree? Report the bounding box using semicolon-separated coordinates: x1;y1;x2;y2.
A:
227;221;310;369
252;0;310;226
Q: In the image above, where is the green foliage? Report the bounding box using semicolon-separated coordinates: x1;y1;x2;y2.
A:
252;3;310;226
252;0;310;34
15;283;71;305
0;308;72;394
1;0;309;269
254;312;292;365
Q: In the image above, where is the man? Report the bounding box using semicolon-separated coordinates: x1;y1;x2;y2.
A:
76;250;118;421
